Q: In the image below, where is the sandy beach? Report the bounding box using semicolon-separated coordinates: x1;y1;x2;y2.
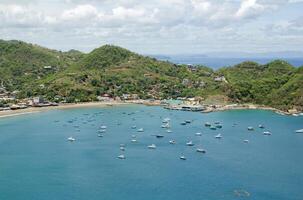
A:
0;101;128;119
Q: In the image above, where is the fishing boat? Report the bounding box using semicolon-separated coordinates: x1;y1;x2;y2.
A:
195;132;202;136
186;141;194;146
295;129;303;133
196;148;206;153
263;131;272;135
258;124;265;129
247;126;254;131
216;124;222;128
205;122;211;127
215;134;222;139
67;137;75;142
100;125;107;129
180;155;186;160
117;155;126;159
120;147;125;151
131;139;137;143
137;128;144;132
243;139;249;143
169;140;176;144
148;144;156;149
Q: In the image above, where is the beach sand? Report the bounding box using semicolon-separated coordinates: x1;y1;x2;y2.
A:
0;101;128;118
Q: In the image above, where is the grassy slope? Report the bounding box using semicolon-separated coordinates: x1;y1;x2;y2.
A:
0;40;302;111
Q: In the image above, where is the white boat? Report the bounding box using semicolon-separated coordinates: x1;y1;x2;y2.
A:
120;144;126;147
247;126;254;131
186;141;194;146
263;131;272;135
166;129;172;133
137;128;144;132
120;147;125;151
131;134;136;138
215;134;222;139
161;123;170;128
117;155;126;159
258;124;265;129
98;129;106;133
148;144;156;149
205;122;211;127
196;148;206;153
131;125;137;129
97;134;103;137
169;140;176;144
243;139;249;143
67;137;75;142
180;121;187;125
295;129;303;133
162;118;170;123
180;155;186;160
131;139;137;143
195;132;202;136
100;125;107;129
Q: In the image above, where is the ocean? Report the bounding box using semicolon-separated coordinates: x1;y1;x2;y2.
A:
0;105;302;200
156;56;303;69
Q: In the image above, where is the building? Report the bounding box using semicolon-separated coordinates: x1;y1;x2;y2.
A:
33;96;44;104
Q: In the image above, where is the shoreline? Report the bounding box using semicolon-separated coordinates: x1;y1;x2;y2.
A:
0;101;129;119
0;100;301;119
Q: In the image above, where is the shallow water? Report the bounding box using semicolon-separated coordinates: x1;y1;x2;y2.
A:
0;105;302;200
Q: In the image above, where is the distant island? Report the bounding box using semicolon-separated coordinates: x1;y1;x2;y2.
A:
0;39;302;114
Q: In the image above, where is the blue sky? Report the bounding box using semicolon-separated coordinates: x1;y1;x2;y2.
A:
0;0;302;54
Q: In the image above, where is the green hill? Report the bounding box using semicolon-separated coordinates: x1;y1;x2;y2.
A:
0;39;302;111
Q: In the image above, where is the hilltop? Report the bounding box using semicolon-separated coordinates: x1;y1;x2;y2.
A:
0;39;302;112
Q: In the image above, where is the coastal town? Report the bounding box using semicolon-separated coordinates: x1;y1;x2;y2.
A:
1;83;301;117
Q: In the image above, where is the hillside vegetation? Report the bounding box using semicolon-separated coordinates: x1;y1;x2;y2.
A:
0;40;302;111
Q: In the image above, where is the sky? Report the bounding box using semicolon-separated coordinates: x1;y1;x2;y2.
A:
0;0;303;54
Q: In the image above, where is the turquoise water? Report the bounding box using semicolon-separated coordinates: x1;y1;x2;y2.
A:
0;105;303;200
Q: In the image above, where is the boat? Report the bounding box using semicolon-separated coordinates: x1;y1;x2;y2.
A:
263;131;272;135
131;125;137;129
117;155;126;159
215;134;222;139
162;118;170;123
205;122;211;127
169;140;176;144
120;147;125;151
155;134;164;138
98;129;106;133
166;130;172;133
131;139;137;143
210;126;217;130
180;121;187;125
185;120;191;124
97;134;103;137
258;124;265;129
196;148;206;153
148;144;156;149
243;139;249;143
195;132;202;136
180;155;186;160
120;144;126;147
186;141;194;146
214;121;220;124
161;123;170;128
216;124;222;128
247;126;254;131
67;137;75;142
131;134;136;138
295;129;303;133
100;125;107;129
137;128;144;132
